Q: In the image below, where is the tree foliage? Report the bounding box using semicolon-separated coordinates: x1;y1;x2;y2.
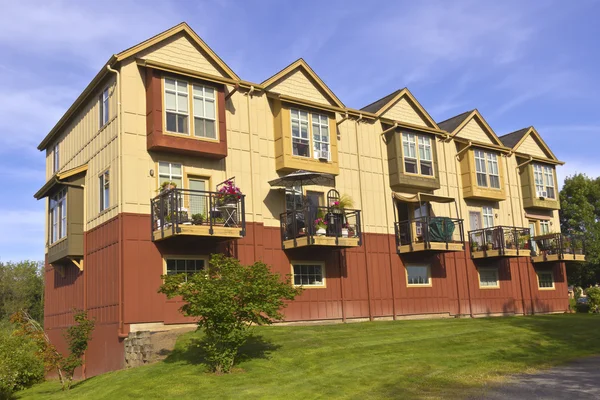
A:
559;174;600;286
159;254;301;373
0;260;44;322
585;287;600;313
0;322;45;398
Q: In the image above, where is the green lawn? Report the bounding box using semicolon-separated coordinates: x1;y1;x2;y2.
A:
18;314;600;400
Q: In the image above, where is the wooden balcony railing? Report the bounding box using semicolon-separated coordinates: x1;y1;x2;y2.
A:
151;188;246;241
468;226;531;258
532;233;586;263
395;216;464;253
279;205;362;249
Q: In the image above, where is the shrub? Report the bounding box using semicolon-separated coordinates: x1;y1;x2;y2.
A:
585;287;600;313
0;324;44;397
159;254;301;373
574;286;583;301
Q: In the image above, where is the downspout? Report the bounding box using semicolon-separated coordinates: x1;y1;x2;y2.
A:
504;153;517;228
354;118;373;321
106;64;127;339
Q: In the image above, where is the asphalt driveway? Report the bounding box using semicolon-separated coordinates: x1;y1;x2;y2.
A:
473;356;600;399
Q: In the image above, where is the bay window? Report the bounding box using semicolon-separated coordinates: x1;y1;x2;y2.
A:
290;108;330;160
533;164;555;199
474;150;500;189
402;133;433;176
50;188;67;244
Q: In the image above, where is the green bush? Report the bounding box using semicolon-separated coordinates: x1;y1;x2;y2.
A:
574;286;583;301
0;324;44;397
585;287;600;313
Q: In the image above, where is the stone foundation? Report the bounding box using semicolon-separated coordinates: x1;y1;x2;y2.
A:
124;331;154;368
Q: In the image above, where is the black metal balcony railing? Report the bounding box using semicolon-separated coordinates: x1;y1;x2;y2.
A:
280;205;362;246
151;188;246;240
395;216;464;250
468;226;531;256
533;233;585;260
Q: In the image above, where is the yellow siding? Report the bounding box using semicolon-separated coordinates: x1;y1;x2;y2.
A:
519;135;548;158
138;32;227;78
267;68;332;106
456;118;495;144
381;96;430;127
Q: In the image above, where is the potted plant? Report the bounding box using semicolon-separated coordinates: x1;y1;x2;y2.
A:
160;181;177;193
314;218;327;236
519;234;530;249
470;242;478;253
217;179;242;206
191;213;204;225
485;243;493;250
331;194;354;214
342;223;350;238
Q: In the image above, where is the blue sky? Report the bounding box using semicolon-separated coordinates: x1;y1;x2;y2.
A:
1;0;599;262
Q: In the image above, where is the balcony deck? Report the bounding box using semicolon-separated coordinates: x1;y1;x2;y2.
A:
151;188;245;241
531;233;586;263
469;226;531;259
395;216;464;254
280;206;362;250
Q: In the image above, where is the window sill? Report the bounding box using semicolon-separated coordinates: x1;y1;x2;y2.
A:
163;131;220;143
479;286;500;290
49;236;68;248
538;287;556;291
293;284;327;289
407;284;432;288
403;172;436;179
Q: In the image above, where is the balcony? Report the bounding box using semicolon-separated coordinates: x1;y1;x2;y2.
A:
280;205;362;249
468;226;531;258
395;216;464;253
151;188;245;241
531;233;585;263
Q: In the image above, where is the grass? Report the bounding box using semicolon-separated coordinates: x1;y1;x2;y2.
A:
18;314;600;400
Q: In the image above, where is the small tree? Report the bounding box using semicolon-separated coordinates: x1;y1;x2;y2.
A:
159;254;301;373
585;287;600;313
11;309;94;390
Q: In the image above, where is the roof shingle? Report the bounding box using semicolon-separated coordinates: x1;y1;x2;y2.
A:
360;89;404;114
437;110;473;133
499;128;530;149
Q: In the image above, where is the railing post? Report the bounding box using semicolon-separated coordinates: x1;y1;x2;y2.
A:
240;195;246;236
357;210;362;246
209;192;214;235
159;193;165;239
150;198;154;241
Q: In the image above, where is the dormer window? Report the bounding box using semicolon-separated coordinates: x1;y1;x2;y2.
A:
402;133;433;176
533;164;555;199
474;150;500;189
290;108;330;160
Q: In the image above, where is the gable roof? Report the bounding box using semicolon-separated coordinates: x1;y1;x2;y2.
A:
38;22;238;150
437;109;505;147
500;127;560;162
360;88;438;128
261;59;345;108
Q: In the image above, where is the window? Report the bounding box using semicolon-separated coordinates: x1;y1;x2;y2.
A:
290;109;330;159
482;206;494;229
534;164;555;199
49;188;67;244
479;268;499;288
99;170;110;212
406;265;431;286
165;79;189;134
158;162;183;188
292;263;325;287
474;150;500;189
540;221;550;235
537;270;554;289
99;87;109;127
166;258;206;282
402;133;433;176
193;85;216;139
53;144;59;174
286;186;303;211
312;113;330;160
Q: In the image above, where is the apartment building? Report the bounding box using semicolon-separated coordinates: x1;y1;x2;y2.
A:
35;23;585;377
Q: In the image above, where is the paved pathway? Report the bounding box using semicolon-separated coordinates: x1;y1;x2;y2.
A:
474;356;600;399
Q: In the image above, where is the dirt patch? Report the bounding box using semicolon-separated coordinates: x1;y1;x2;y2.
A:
150;326;197;361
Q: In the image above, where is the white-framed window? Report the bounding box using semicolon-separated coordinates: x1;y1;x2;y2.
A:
164;78;189;134
534;164;555;199
312;113;330;160
99;170;110;212
165;258;206;282
482;206;494;229
49;188;67;244
402;133;433;176
99;87;109;127
540;220;550;235
292;262;325;287
289;109;330;160
474;149;500;188
478;267;499;288
406;264;431;286
537;270;554;289
192;84;216;139
158;162;183;188
53;144;59;174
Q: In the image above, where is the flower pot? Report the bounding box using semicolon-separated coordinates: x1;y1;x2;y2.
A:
342;228;349;238
316;228;326;236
